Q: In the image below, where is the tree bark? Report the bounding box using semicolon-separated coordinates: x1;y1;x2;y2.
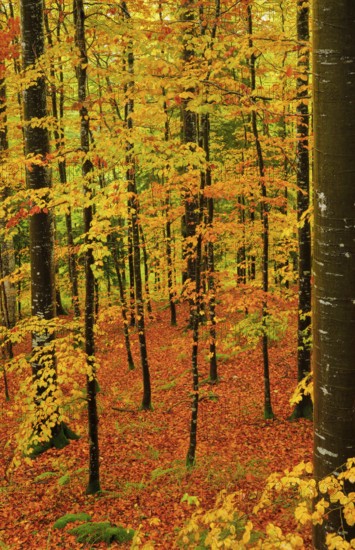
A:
122;0;151;410
291;0;312;421
162;92;177;326
74;0;100;494
44;8;81;318
313;1;355;546
21;0;62;446
110;234;135;370
181;0;198;295
247;4;274;420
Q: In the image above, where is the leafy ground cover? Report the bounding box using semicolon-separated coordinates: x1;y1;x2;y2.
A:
0;289;312;548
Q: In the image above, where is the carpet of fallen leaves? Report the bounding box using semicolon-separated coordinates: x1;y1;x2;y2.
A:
0;288;313;549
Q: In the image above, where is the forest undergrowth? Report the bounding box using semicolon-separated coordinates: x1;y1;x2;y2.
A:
0;287;313;549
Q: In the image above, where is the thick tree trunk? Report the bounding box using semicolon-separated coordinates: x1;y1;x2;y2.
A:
74;0;100;494
181;0;198;295
313;1;355;547
21;0;63;448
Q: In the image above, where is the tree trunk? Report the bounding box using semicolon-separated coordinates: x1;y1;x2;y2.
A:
123;0;151;410
181;0;198;297
290;0;312;421
21;0;62;447
44;9;81;318
185;230;202;468
162;93;177;326
0;76;15;401
200;114;217;383
247;4;274;420
313;1;355;546
110;234;135;370
74;0;100;494
139;225;152;315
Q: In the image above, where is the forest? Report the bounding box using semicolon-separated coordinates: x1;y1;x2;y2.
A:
0;0;354;548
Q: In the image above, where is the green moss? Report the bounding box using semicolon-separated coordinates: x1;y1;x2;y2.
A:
53;513;92;529
68;522;135;545
28;422;80;458
34;471;57;483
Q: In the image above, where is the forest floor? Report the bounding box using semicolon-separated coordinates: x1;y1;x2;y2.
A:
0;286;313;549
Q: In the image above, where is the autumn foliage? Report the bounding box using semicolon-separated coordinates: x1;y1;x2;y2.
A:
0;0;354;548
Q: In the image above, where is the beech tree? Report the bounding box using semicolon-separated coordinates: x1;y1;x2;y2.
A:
74;0;101;493
313;0;355;546
290;0;312;421
20;0;75;451
247;3;274;420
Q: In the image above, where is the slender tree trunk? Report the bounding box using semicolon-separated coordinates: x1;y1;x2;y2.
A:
74;0;100;494
127;225;135;326
0;75;14;401
162;93;177;326
290;0;312;420
44;9;80;318
122;0;151;410
241;115;256;282
185;229;202;468
0;246;12;401
139;225;152;315
186;179;204;467
200;114;217;383
313;1;355;547
166;198;177;326
199;0;219;383
247;4;274;420
110;235;135;370
237;196;247;284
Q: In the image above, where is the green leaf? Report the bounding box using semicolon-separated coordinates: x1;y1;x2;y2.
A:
181;493;200;506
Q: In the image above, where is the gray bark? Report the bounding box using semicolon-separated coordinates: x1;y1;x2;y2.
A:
313;0;355;546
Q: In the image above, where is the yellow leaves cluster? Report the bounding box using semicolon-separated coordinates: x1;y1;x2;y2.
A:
3;315;90;467
294;501;311;525
177;457;355;549
290;371;313;406
260;524;304;549
311;498;329;525
326;534;355;550
177;487;308;549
